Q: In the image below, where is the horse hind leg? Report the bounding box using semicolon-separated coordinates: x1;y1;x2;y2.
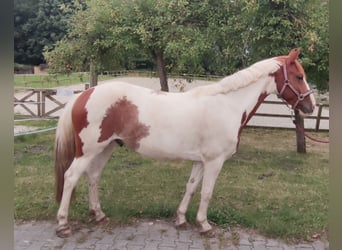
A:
175;161;204;228
87;142;117;224
56;154;95;237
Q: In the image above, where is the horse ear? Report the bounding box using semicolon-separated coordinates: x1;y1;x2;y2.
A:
287;48;301;63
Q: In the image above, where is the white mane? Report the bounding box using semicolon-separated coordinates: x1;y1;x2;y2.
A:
189;57;282;96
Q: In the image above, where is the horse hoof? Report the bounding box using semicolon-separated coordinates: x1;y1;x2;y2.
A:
175;222;189;230
200;229;216;238
56;225;72;238
96;216;110;225
88;214;109;225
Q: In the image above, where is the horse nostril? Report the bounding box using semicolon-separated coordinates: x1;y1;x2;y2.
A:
302;103;314;114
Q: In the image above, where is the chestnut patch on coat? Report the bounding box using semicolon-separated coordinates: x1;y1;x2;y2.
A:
237;111;247;149
247;92;268;124
236;92;268;149
98;96;150;149
72;88;95;157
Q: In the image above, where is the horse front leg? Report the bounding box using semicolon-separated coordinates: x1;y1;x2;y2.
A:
176;161;204;228
56;156;92;238
196;158;224;235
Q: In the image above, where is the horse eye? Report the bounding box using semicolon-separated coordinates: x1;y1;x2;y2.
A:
296;75;303;81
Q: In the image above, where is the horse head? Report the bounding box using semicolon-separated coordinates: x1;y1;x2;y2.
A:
273;48;316;116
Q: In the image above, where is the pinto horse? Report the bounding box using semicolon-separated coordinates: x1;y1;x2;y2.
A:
54;48;315;237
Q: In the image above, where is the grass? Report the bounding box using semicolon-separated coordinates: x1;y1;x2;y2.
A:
14;116;58;127
14;73;113;88
14;125;329;241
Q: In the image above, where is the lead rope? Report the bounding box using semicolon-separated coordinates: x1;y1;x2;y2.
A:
288;109;330;144
279;99;330;144
293;118;330;144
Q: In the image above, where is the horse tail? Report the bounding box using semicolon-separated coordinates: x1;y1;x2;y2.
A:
55;94;79;203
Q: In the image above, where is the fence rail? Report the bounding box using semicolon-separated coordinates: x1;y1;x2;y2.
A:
14;87;83;117
253;100;329;131
14;87;329;131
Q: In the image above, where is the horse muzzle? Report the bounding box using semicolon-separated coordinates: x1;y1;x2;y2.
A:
297;102;315;117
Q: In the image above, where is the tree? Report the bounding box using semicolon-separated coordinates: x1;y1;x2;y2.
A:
108;0;194;91
14;0;39;65
44;0;131;86
14;0;71;65
45;0;194;91
184;1;256;74
174;0;329;91
44;0;328;91
237;0;329;91
300;0;329;91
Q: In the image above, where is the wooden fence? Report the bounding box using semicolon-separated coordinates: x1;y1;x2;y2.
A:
14;87;83;117
14;87;329;131
253;100;329;131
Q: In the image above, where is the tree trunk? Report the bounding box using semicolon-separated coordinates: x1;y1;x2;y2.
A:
155;49;169;92
89;61;98;87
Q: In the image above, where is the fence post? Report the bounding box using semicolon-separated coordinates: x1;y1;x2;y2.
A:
37;90;41;117
315;103;323;131
41;90;46;117
295;110;306;153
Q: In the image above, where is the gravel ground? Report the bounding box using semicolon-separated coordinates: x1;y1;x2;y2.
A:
14;219;329;250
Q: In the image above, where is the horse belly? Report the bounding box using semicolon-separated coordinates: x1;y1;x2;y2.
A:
134;128;202;161
134;118;237;162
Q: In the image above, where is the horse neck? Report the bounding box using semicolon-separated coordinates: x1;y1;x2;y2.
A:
236;79;275;125
222;75;276;125
189;58;279;122
219;58;279;93
190;58;280;97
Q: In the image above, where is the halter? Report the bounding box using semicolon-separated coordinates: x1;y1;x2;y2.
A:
277;64;328;144
277;63;313;110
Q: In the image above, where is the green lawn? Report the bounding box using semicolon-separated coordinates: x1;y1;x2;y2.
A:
14;73;113;88
14;124;329;241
